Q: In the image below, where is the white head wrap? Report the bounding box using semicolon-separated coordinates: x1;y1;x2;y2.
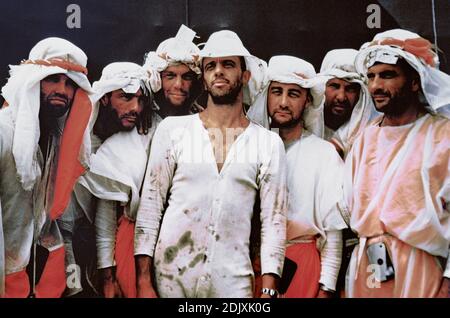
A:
1;37;93;191
318;49;378;155
92;62;151;103
355;29;450;113
199;30;267;106
143;24;201;93
80;62;160;219
247;55;324;136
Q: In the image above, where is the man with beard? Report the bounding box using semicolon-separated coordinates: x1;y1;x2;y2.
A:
319;49;377;159
0;37;94;297
143;25;202;118
59;62;159;297
344;29;450;298
248;56;346;297
134;30;286;298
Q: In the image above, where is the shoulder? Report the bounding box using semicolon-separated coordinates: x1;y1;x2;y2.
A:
303;133;342;160
250;122;283;145
427;113;450;134
157;114;196;130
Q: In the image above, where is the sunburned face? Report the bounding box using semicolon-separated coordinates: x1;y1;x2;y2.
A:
202;56;250;105
324;78;360;122
267;81;310;129
367;62;420;117
40;74;77;118
161;64;196;107
102;88;145;131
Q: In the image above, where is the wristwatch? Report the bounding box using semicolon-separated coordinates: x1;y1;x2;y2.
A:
261;287;278;298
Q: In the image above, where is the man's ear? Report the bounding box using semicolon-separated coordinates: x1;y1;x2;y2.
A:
100;94;109;107
242;70;251;85
411;77;420;93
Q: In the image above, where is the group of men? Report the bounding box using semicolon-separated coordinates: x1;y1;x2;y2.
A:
0;24;449;298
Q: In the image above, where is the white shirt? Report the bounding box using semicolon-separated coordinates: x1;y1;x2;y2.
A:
135;114;287;298
285;131;347;290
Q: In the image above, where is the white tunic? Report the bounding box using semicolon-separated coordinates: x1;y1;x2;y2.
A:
285;131;347;290
135;114;287;298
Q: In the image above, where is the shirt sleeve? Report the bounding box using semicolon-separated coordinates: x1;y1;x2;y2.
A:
258;133;288;277
134;120;176;257
95;199;117;269
318;146;348;232
319;230;343;291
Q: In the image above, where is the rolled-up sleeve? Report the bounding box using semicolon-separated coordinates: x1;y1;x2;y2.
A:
258;134;288;277
134;120;175;257
95;199;117;269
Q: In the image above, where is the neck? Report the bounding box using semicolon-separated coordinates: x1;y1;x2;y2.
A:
381;101;425;127
158;101;190;119
324;111;346;131
201;93;248;128
279;123;302;144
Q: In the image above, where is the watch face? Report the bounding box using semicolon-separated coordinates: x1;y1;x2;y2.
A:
262;288;277;297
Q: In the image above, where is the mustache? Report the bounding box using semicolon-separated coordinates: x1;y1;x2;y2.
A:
332;100;351;108
372;89;391;97
119;111;139;119
47;93;69;103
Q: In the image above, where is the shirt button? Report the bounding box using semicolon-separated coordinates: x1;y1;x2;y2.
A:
200;276;207;282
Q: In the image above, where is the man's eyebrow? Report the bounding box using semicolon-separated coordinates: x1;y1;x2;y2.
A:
380;70;398;76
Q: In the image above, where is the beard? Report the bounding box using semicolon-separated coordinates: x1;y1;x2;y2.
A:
40;93;71;119
270;112;302;129
207;78;243;105
372;84;414;117
323;100;353;129
94;101;135;141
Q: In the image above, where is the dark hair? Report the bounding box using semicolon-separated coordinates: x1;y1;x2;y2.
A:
239;56;247;72
201;56;247;72
396;58;420;84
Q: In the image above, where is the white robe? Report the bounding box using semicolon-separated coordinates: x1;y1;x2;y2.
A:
285;131;347;290
135;114;288;298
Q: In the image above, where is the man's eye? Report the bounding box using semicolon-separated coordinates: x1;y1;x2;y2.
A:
163;73;175;79
182;74;195;81
381;72;397;79
223;62;235;68
204;64;215;71
44;75;60;83
328;83;340;89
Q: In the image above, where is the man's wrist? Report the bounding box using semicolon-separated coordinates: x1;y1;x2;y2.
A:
319;283;335;293
261;287;278;298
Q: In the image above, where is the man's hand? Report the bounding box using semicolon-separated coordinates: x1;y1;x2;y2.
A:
317;289;334;298
136;255;158;298
438;277;450;298
101;267;123;298
260;273;279;299
137;279;158;298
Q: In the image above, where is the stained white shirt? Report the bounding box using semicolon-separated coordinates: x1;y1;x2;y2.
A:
135;114;287;298
285;131;347;290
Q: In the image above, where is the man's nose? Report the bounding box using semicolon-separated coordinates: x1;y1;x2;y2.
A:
280;93;289;108
173;76;183;89
336;88;346;102
213;63;225;76
54;81;68;95
128;98;140;112
369;76;382;94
